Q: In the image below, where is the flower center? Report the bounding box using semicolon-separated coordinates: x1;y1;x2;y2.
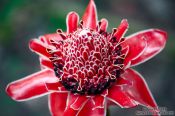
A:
48;28;125;95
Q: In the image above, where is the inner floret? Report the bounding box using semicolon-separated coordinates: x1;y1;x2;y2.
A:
48;28;125;95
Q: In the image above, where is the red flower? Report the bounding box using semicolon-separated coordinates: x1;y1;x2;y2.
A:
6;0;167;116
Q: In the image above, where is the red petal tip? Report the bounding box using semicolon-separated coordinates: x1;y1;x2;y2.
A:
29;39;51;58
66;11;79;34
154;29;168;40
101;18;108;23
121;19;129;27
114;19;129;42
82;0;97;30
6;69;57;101
128;29;167;66
29;39;39;52
29;39;34;49
6;83;17;101
100;18;108;32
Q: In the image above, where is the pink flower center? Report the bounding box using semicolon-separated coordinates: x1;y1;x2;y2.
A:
48;26;126;95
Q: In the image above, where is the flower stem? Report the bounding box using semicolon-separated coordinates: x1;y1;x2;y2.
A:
107;108;110;116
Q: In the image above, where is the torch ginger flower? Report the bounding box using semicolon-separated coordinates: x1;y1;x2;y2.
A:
6;0;167;116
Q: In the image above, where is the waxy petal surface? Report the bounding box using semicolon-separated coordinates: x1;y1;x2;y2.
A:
114;19;129;42
49;92;68;116
108;68;159;115
121;34;147;67
82;0;97;30
107;84;137;108
6;69;58;101
39;33;63;45
66;12;79;34
30;33;63;58
67;93;88;110
45;82;67;92
100;18;108;32
92;95;105;109
78;98;105;116
128;29;167;66
49;92;88;116
40;57;54;69
29;39;51;58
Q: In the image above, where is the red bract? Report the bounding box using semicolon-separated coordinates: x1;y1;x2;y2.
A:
6;0;167;116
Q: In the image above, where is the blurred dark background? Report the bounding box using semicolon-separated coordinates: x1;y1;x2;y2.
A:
0;0;175;116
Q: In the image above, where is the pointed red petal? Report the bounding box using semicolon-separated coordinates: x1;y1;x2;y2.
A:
78;98;105;116
100;18;108;32
6;69;58;101
107;68;159;115
114;19;129;42
121;34;147;67
82;0;97;30
122;69;158;108
128;29;167;66
29;39;51;58
66;12;79;34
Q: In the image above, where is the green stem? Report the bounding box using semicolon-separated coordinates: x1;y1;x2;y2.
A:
106;108;110;116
